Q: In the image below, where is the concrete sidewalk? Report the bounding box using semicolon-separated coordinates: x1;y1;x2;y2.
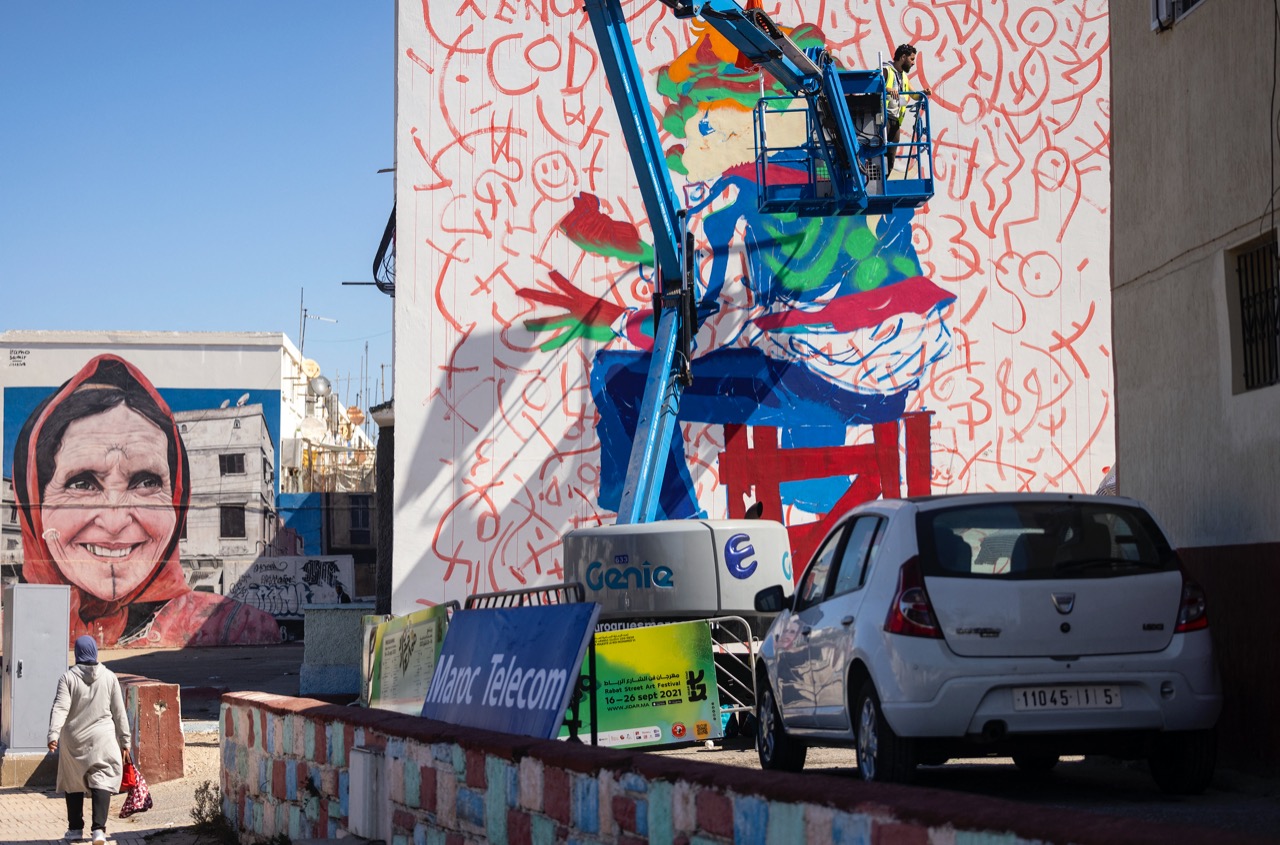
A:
0;768;207;845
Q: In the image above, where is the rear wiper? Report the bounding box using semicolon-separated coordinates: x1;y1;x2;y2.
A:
1054;557;1162;573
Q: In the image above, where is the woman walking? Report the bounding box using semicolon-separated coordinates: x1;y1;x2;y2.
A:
47;635;131;844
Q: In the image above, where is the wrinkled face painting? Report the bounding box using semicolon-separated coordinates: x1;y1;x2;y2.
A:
41;404;176;601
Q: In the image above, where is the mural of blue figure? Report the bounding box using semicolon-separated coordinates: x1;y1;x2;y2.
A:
519;18;954;521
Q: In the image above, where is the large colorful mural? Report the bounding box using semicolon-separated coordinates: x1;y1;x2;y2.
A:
4;355;280;647
394;1;1111;609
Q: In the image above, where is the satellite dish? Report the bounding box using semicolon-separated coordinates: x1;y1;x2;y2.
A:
301;358;322;379
236;393;251;407
219;399;231;409
300;417;326;439
308;375;332;397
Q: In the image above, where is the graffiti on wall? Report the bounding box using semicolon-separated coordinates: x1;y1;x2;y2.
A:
396;1;1111;605
225;556;355;619
6;354;282;647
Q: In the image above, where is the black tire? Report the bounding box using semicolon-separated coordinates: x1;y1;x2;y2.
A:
756;684;806;771
1012;753;1060;774
854;681;916;783
1149;730;1216;795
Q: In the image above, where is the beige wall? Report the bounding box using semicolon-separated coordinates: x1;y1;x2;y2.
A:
1112;1;1280;548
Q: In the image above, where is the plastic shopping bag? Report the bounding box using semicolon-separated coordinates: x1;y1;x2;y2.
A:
120;763;153;817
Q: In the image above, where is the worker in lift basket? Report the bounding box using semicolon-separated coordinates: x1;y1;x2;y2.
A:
884;43;931;175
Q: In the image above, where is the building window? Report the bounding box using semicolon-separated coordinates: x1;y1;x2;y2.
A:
233;419;242;429
220;505;247;539
1152;0;1206;29
263;456;274;485
350;495;372;545
1236;239;1280;391
219;453;246;475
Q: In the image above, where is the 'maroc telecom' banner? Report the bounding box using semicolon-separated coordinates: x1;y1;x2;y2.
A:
420;603;600;739
367;605;450;714
563;621;722;748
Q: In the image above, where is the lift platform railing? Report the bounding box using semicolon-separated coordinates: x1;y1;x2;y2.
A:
755;67;934;217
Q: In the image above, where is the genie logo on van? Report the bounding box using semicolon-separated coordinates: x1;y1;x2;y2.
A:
724;533;759;580
585;553;674;591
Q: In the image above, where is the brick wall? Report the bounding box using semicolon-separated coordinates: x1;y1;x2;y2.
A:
220;692;1239;845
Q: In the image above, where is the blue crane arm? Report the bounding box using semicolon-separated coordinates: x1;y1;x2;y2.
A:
582;0;692;524
672;0;823;94
581;0;684;285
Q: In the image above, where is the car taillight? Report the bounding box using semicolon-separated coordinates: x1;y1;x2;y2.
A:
1175;575;1209;633
884;555;943;639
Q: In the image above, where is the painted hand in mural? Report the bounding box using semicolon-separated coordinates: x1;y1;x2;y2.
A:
519;270;648;352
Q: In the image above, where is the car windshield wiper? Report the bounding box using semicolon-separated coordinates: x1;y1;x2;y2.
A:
1054;557;1163;573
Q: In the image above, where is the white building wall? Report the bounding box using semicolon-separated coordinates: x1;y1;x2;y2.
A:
393;1;1113;609
177;405;277;563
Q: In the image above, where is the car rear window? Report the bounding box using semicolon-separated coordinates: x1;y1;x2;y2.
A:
917;501;1178;579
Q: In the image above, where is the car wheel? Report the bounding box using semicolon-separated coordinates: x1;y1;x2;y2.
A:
1149;730;1216;795
854;681;916;783
1012;753;1059;774
756;684;806;771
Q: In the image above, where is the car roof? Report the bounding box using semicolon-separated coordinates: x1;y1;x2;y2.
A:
857;492;1147;515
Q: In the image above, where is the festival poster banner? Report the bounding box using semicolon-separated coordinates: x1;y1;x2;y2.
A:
561;621;722;749
367;605;450;714
420;603;601;739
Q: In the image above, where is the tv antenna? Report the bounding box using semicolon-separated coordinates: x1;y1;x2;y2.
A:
298;288;337;357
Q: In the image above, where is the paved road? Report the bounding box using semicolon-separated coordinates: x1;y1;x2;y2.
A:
99;642;306;720
655;739;1280;841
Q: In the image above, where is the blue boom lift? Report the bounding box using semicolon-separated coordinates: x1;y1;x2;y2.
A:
581;0;934;524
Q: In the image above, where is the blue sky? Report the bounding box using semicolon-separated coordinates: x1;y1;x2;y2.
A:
0;2;394;410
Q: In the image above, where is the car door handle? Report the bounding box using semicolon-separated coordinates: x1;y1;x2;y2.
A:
841;616;854;626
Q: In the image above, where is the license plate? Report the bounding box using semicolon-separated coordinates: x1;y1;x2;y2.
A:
1012;685;1122;711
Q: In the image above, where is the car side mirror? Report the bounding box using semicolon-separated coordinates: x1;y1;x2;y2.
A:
754;584;789;613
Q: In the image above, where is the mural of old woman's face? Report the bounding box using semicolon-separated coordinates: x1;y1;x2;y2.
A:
41;403;177;601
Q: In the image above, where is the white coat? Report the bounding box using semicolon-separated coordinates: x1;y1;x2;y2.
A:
46;663;130;794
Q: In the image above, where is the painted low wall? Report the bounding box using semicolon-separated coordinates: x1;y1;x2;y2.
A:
119;675;183;784
219;692;1245;845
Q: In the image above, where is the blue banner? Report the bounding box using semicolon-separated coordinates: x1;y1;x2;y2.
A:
420;603;600;739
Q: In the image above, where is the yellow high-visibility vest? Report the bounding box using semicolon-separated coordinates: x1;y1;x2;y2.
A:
884;64;912;122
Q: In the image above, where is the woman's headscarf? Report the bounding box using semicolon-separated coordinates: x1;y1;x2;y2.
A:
13;354;191;640
74;635;99;665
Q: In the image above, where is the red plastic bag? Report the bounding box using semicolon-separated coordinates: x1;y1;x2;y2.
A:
120;764;152;817
119;761;139;792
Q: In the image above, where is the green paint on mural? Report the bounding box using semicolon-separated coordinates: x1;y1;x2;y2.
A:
854;255;890;291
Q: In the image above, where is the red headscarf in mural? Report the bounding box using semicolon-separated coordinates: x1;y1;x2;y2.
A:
14;354;279;647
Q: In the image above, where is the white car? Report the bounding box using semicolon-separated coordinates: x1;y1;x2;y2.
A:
752;493;1223;794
